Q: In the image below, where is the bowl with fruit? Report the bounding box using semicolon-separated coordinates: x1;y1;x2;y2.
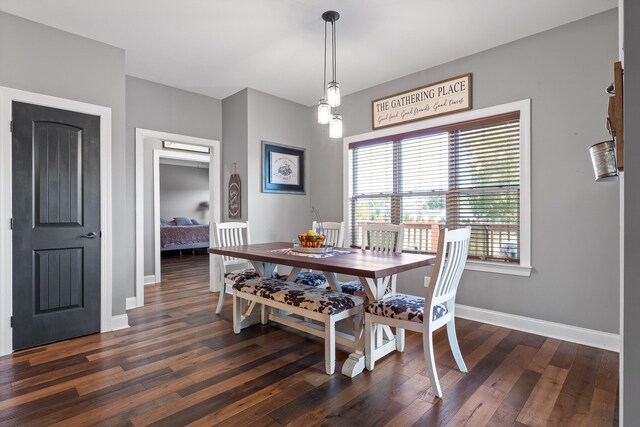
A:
298;230;326;248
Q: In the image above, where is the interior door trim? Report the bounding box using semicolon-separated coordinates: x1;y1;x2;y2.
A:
134;128;222;308
0;86;114;356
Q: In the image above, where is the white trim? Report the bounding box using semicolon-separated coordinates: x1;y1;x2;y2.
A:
110;314;130;331
619;169;624;425
0;86;113;356
135;128;221;309
343;99;532;276
456;304;619;352
153;148;210;287
125;297;137;311
144;275;159;285
465;260;532;277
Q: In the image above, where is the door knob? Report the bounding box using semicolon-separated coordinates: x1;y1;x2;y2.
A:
81;232;98;239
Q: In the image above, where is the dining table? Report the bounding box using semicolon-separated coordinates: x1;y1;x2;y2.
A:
208;242;436;377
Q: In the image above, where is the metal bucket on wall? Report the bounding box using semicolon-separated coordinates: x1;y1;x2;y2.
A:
589;140;618;182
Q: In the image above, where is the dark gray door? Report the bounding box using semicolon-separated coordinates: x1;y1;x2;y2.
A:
12;101;101;350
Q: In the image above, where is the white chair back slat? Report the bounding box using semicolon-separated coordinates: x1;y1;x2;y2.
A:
361;223;404;253
426;227;471;309
213;221;251;266
313;221;345;247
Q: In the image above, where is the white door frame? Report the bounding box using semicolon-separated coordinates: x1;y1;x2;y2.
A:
153;149;210;286
135;128;221;308
0;86;113;357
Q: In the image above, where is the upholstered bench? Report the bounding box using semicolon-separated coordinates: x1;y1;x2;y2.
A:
233;277;365;375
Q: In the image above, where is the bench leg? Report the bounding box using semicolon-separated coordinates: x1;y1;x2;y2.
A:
261;304;269;325
396;327;405;352
324;318;336;375
232;291;241;334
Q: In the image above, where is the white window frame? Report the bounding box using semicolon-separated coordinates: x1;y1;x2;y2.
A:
343;99;532;277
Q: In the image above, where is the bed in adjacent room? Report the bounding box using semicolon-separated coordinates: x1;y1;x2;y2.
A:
160;217;210;252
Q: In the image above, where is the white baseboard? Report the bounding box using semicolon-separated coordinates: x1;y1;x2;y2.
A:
455;304;619;352
125;297;137;311
144;275;158;285
111;314;130;331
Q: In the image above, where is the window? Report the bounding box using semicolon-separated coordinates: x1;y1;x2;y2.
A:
345;101;531;275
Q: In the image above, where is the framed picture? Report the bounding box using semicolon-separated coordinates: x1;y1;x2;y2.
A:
262;141;305;194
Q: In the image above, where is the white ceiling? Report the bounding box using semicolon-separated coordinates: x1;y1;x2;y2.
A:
0;0;617;106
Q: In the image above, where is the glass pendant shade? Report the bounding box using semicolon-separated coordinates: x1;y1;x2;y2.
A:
329;114;343;139
317;98;331;124
327;81;341;107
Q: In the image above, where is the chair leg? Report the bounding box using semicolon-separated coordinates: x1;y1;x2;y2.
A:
215;283;226;314
423;330;443;398
447;319;468;373
232;292;241;334
364;315;375;371
261;304;269;325
324;318;336;375
396;327;405;352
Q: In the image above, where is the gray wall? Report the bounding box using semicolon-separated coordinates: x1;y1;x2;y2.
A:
126;76;222;294
623;0;639;421
160;163;210;224
222;89;249;222
311;10;620;333
247;89;313;244
0;12;128;315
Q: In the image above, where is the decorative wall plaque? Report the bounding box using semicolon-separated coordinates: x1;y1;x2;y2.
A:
372;73;472;130
228;163;241;219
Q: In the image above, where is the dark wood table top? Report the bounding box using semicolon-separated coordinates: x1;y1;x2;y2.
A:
208;242;435;279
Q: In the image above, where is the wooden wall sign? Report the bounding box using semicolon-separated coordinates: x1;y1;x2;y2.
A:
372;73;472;130
613;61;624;170
228;163;241;219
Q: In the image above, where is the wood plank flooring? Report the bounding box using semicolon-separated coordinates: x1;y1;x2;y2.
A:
0;255;619;426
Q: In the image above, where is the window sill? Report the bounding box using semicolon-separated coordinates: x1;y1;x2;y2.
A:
464;260;532;277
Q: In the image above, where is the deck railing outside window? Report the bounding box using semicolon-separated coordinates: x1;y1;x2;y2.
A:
354;221;518;261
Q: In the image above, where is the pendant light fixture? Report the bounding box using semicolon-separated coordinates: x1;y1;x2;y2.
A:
317;17;331;125
317;10;342;138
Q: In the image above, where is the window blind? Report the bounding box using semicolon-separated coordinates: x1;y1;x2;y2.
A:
349;112;521;262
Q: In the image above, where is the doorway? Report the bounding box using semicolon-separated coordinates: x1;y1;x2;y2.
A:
155;151;210;277
134;129;221;308
0;86;113;356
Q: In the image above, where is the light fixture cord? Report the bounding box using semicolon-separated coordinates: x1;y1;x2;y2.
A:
323;21;327;96
332;20;337;83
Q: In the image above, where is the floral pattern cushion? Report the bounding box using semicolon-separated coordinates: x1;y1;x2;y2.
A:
365;294;448;323
225;269;260;285
225;269;286;285
294;272;329;288
340;280;392;296
235;277;365;315
340;281;365;295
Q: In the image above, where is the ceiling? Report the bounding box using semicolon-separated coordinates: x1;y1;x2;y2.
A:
0;0;617;106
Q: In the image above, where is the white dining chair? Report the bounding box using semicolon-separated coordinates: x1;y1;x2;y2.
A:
340;222;404;296
213;221;260;314
314;221;345;248
294;221;345;288
364;227;471;397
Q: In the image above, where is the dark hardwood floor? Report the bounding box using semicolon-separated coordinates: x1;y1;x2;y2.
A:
0;255;619;426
